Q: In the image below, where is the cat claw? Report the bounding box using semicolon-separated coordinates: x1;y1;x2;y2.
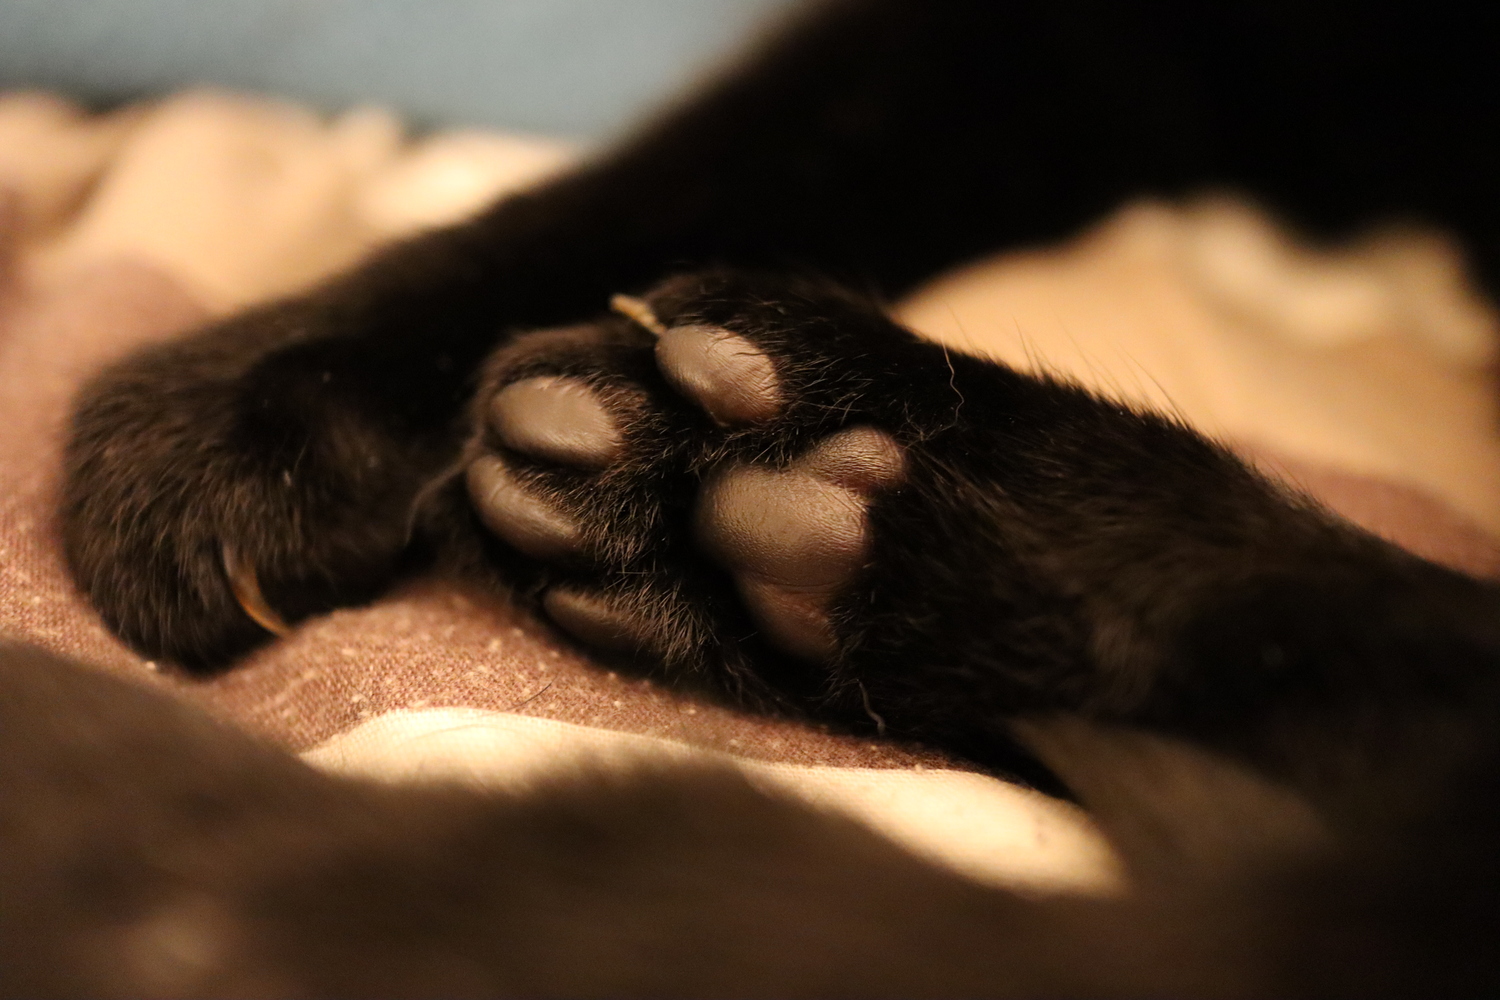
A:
221;544;292;637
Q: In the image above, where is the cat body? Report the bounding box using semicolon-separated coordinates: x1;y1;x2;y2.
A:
6;0;1500;994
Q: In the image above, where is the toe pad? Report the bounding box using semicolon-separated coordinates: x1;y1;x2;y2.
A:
656;324;782;426
542;588;657;654
489;376;623;469
467;455;585;560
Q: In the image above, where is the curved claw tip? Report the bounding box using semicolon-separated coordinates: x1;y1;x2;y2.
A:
221;544;292;637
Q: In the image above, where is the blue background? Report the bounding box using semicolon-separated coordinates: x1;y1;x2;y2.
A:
0;1;798;138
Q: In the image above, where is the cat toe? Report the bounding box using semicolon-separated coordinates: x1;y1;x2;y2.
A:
466;454;588;560
694;427;905;662
487;376;624;469
654;323;783;426
541;587;661;655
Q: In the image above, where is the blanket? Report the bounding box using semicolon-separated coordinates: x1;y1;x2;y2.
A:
3;88;1497;896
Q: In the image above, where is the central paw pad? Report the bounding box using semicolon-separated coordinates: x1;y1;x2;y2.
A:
696;427;904;660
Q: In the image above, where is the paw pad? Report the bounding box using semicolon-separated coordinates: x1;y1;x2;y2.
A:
696;426;904;661
466;455;586;560
541;587;660;655
488;376;623;469
655;324;783;426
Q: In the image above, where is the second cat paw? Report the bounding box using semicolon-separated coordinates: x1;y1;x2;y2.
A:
455;272;930;702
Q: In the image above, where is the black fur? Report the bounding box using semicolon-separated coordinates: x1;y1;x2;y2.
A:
19;0;1500;993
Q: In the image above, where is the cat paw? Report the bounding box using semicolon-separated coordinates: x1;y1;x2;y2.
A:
453;271;963;705
62;301;460;668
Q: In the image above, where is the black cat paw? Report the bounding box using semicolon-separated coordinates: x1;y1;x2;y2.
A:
452;271;963;707
62;300;460;669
